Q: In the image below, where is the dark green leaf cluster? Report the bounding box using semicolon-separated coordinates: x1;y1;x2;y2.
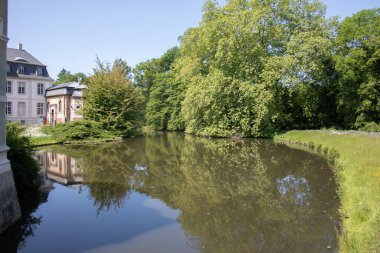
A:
6;123;40;195
335;8;380;129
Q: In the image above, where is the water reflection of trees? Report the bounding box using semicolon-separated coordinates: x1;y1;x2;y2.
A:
38;133;339;252
44;141;147;214
171;137;338;253
87;182;130;214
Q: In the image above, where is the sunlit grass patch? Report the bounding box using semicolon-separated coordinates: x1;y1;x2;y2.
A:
30;136;61;147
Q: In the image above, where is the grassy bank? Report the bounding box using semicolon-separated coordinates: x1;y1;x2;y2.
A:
29;135;122;147
275;130;380;253
29;136;62;147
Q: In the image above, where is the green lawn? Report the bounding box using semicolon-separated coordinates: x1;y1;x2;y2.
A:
29;135;123;147
275;130;380;253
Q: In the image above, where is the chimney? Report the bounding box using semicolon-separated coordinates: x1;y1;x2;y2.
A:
17;43;23;50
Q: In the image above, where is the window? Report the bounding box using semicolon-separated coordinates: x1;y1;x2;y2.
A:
37;103;44;115
17;65;24;74
6;81;12;93
58;100;62;112
37;83;44;95
36;68;43;76
5;102;11;115
17;102;26;116
6;64;10;73
18;82;26;94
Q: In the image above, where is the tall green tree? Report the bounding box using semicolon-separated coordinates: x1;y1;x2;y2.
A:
335;8;380;128
134;47;184;131
177;0;336;137
82;59;144;137
261;28;339;130
133;47;179;100
55;68;88;84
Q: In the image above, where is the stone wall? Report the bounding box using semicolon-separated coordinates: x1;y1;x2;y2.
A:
0;170;21;233
0;0;21;234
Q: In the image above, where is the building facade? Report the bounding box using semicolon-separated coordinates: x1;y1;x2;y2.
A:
45;82;86;125
6;44;53;125
0;0;21;234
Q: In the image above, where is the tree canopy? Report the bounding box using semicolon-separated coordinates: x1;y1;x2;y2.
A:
82;59;144;137
69;2;380;137
55;68;88;84
133;47;184;131
134;2;379;136
334;8;380;129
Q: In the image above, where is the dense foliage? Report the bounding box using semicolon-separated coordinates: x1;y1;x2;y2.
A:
51;3;379;138
42;120;117;142
55;68;88;84
6;123;40;194
133;47;185;131
134;1;379;136
334;9;380;129
82;59;145;137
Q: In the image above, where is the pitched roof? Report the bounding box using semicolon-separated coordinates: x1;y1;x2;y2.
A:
46;82;86;91
7;48;46;66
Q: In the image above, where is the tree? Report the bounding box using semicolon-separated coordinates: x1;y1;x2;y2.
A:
82;59;144;137
334;8;380;129
55;68;88;84
176;0;336;137
133;47;184;131
261;29;339;130
133;47;179;100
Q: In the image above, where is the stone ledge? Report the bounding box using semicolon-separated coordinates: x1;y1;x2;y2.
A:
0;160;11;174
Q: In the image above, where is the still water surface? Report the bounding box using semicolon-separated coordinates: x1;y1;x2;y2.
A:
0;133;339;253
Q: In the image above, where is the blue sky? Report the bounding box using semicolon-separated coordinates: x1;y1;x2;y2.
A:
8;0;379;80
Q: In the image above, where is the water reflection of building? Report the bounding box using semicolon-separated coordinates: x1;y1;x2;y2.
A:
36;152;53;192
36;151;83;186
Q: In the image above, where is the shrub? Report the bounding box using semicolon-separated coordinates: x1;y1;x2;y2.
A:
6;123;40;195
82;59;145;137
43;120;116;142
359;122;380;132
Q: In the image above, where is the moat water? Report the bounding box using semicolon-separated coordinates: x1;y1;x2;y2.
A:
0;133;339;253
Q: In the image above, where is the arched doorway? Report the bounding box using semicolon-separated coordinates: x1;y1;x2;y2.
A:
50;108;55;126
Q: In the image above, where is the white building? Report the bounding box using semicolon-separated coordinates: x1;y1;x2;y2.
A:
6;44;53;125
